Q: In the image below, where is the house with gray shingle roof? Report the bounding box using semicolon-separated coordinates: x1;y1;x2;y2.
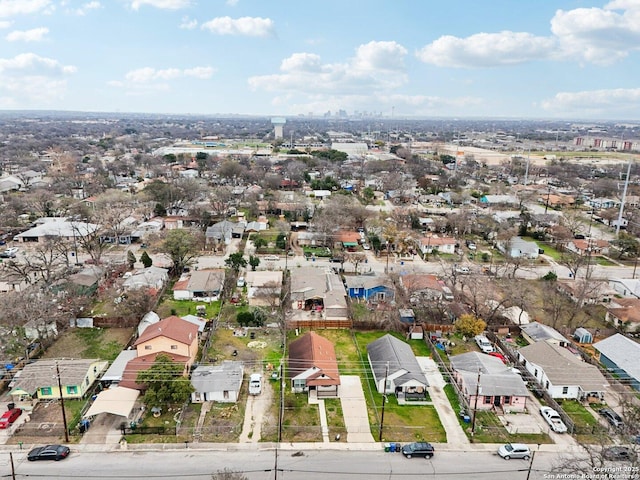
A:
450;352;529;412
593;334;640;392
191;361;244;403
517;341;609;400
366;334;428;400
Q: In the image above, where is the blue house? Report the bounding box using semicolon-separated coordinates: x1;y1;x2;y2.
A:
593;333;640;392
344;275;394;302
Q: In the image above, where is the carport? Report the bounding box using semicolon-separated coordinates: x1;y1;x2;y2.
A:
83;386;140;419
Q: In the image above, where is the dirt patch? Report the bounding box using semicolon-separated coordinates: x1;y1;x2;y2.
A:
9;401;69;445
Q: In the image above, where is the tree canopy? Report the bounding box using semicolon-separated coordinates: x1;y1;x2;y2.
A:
136;354;194;408
162;229;201;275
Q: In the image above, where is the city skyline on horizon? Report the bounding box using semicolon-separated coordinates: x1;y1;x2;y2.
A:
1;1;640;121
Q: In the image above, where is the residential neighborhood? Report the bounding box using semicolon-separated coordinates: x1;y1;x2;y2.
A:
0;114;639;474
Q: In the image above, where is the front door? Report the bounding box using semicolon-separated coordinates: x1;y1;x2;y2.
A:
494;396;501;407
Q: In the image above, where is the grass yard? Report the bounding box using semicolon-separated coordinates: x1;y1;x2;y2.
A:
324;398;346;441
558;399;606;443
200;402;245;443
156;298;221;319
281;389;323;442
42;327;134;361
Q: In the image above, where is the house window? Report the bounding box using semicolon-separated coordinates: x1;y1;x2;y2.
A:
534;369;538;377
545;381;549;389
67;386;78;395
293;379;306;389
223;391;229;399
562;386;568;395
484;396;491;404
384;380;391;392
171;345;178;350
145;345;152;350
376;292;386;301
503;396;511;405
40;387;52;395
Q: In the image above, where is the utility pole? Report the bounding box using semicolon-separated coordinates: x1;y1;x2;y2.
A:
525;445;540;480
470;369;481;437
56;362;70;443
9;452;15;480
378;362;389;442
616;162;631;236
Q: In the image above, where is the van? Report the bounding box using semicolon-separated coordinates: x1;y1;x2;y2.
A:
249;373;262;395
475;335;494;354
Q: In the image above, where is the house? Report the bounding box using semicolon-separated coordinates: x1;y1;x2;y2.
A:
399;274;451;302
122;266;169;292
605;298;640;332
290;267;349;322
205;220;242;246
245;270;283;307
288;332;340;397
417;236;456;255
566;239;610;256
498;236;539;259
191;361;244;403
517;341;609;400
593;334;640;391
172;269;225;301
480;195;519;206
366;334;429;401
337;231;361;250
344;275;394;303
0;271;29;293
450;352;529;412
608;279;640;299
9;359;108;404
13;217;99;243
120;316;199;390
556;279;616;305
521;322;569;346
101;350;138;386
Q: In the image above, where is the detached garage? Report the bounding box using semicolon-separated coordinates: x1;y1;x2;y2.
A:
83;386;140;419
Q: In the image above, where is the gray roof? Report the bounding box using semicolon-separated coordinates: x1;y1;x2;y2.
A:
123;266;168;290
367;334;428;387
521;322;568;343
187;270;225;293
102;350;138;383
191;361;244;393
205;220;238;240
290;266;347;309
11;359;107;395
450;352;528;396
519;341;609;392
593;334;640;382
344;275;391;290
14;218;98;239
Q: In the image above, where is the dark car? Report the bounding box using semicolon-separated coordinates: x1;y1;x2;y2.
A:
603;446;636;461
599;408;624;427
27;445;70;461
401;442;434;459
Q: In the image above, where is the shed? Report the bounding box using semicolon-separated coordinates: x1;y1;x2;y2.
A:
573;327;593;344
399;309;416;324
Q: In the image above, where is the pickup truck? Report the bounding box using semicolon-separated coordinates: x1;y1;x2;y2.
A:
540;406;567;433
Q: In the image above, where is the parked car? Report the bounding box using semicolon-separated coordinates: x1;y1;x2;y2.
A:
264;255;279;261
401;442;434;459
0;247;18;258
539;406;567;433
236;277;245;287
455;265;470;274
603;446;636;461
497;443;531;460
27;445;71;461
0;408;22;429
599;408;624;428
248;373;262;395
474;335;494;354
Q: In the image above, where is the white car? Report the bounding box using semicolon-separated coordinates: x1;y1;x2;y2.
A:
264;255;279;261
248;373;262;395
540;406;567;433
0;247;18;258
497;443;531;460
236;277;245;287
474;335;495;354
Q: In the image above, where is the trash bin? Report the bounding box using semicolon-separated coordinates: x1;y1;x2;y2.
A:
6;403;15;411
389;442;396;453
384;443;390;452
463;415;471;423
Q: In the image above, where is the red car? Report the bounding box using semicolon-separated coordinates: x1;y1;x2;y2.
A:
0;408;22;429
488;352;508;364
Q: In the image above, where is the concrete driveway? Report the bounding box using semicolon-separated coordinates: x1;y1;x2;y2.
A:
339;376;374;443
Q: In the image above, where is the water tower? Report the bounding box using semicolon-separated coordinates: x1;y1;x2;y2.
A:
271;117;286;139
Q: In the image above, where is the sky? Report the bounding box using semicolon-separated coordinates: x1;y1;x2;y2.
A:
1;0;640;120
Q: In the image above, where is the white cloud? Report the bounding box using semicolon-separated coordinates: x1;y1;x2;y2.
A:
0;20;11;28
129;0;189;10
542;87;640;116
249;41;409;96
179;16;197;29
71;1;101;16
417;31;556;68
550;6;640;65
201;16;275;37
0;0;51;18
118;65;214;84
0;52;76;107
0;52;76;74
6;27;49;42
226;0;239;5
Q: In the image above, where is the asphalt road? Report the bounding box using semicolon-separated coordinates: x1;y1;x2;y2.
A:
4;448;571;480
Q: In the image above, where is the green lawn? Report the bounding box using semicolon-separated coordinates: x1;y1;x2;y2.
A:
156;299;221;318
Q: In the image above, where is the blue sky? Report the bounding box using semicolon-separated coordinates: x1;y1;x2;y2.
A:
1;0;640;120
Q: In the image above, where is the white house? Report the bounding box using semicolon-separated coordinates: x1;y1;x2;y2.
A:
417;236;456;255
191;361;244;403
517;341;608;401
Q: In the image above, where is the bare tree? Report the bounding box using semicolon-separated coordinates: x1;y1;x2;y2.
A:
2;236;70;287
